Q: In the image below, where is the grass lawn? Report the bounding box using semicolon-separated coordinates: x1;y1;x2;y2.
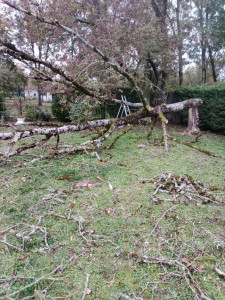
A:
0;124;224;299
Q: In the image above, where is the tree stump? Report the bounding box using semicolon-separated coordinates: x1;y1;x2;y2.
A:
187;107;200;135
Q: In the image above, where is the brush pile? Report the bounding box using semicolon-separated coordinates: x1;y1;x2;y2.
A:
141;172;223;205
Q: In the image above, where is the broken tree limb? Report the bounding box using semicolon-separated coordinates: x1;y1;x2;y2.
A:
0;121;67;128
158;110;169;152
106;125;133;149
0;99;205;164
0;134;53;164
168;135;218;157
147;116;157;139
0;99;203;142
0;110;147;141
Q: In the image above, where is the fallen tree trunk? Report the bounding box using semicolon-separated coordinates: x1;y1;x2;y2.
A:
0;99;205;164
0;99;203;141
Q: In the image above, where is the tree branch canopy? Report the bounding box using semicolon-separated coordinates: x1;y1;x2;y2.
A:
2;0;150;109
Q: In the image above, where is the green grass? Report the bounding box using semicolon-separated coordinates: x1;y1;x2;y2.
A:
0;125;225;299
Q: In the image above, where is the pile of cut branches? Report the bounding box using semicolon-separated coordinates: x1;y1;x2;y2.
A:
141;172;223;205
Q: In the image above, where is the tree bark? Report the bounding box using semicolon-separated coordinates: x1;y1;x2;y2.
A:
186;107;200;135
201;38;207;85
176;0;183;87
208;44;217;82
37;82;42;106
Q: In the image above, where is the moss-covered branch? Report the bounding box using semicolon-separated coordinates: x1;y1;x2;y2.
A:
168;135;218;157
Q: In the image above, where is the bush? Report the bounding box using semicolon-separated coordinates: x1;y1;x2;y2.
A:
0;93;7;121
24;104;52;122
69;100;103;123
51;95;71;122
172;84;225;135
37;110;52;122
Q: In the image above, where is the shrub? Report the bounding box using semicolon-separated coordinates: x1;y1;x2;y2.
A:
51;95;71;122
37;110;52;122
69;100;102;123
24;104;52;122
172;84;225;135
0;93;7;121
24;104;38;121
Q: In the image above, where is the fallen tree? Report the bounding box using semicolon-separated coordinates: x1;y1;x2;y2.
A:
0;1;206;164
0;99;204;164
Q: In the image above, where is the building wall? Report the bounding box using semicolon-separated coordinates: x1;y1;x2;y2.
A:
24;90;52;102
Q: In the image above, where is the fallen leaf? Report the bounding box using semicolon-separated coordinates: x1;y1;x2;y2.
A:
21;175;26;182
17;255;30;260
62;190;71;194
181;257;190;264
56;175;73;180
217;283;222;292
71;182;98;189
131;253;139;259
196;265;205;273
86;288;92;295
104;209;111;215
108;183;113;190
137;144;147;148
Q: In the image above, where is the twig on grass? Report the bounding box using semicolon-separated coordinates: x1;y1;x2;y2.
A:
141;171;223;205
0;265;61;299
81;274;90;300
129;255;213;300
143;205;178;247
118;293;143;300
0;251;86;299
0;239;23;252
0;222;50;252
214;268;225;279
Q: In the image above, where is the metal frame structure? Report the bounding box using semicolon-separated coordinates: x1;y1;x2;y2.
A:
116;95;131;118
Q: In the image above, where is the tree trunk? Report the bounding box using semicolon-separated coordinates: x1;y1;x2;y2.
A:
176;0;183;87
187;107;200;135
0;98;203;141
208;44;217;82
201;38;206;85
37;83;42;106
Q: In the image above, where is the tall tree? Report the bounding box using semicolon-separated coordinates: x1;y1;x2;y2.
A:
5;0;58;105
193;0;225;84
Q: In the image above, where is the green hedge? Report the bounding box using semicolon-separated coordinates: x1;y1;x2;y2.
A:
173;84;225;135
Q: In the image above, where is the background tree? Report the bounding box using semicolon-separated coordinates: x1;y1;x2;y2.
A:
191;0;225;84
